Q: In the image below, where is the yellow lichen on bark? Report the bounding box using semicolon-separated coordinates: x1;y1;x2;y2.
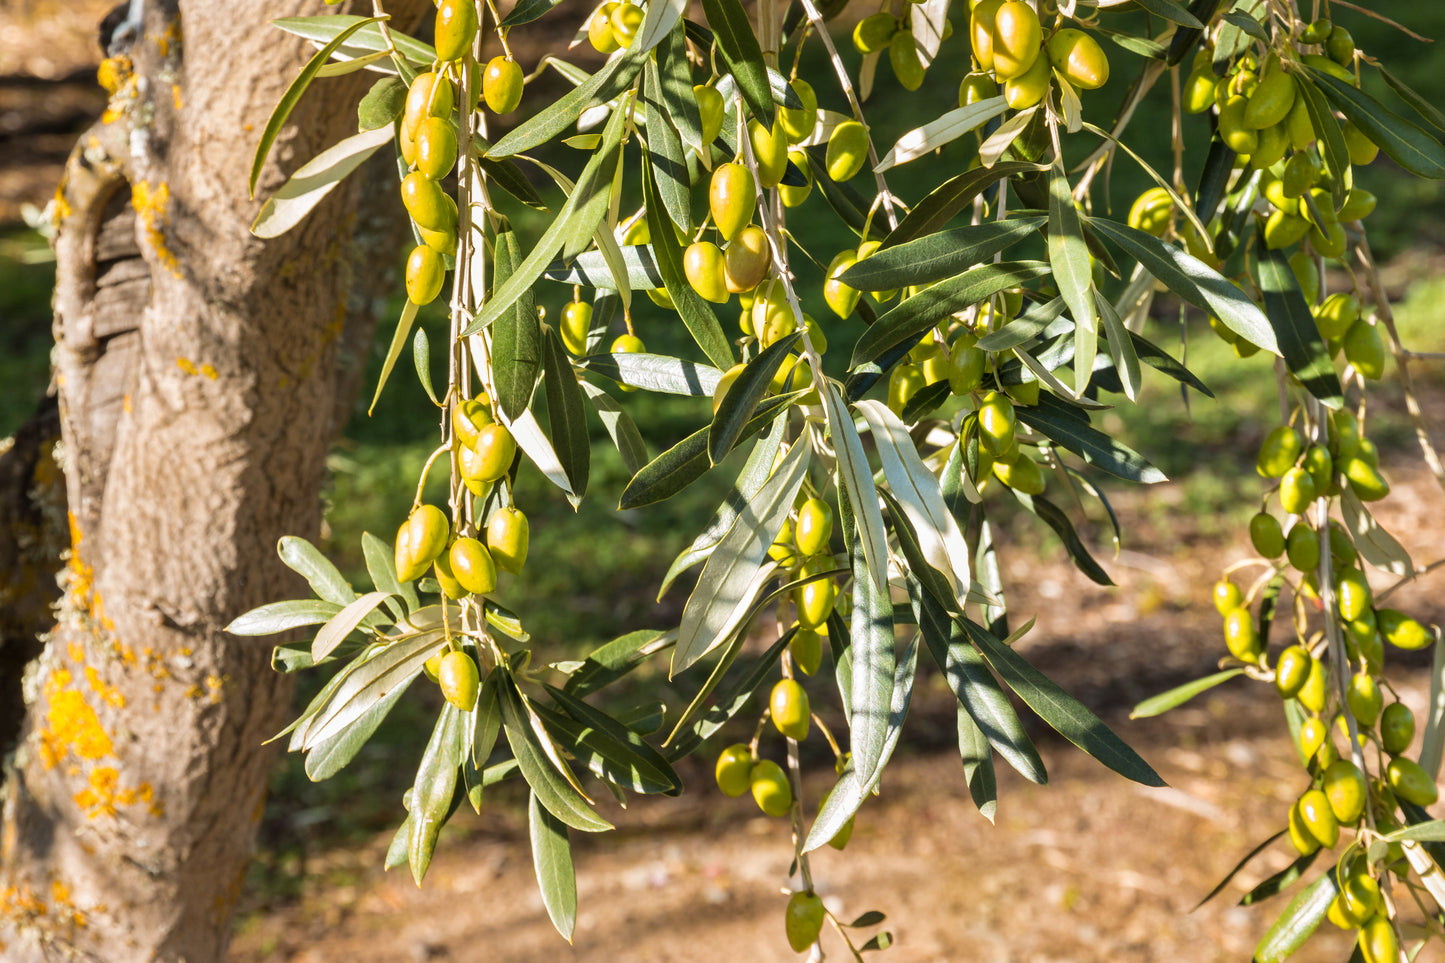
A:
131;181;182;277
72;767;159;820
37;669;114;770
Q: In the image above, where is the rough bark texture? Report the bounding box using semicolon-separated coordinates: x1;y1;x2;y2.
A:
0;1;426;959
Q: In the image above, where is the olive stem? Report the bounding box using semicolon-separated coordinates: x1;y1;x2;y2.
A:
369;1;407;76
785;735;815;894
412;443;453;510
482;0;514;60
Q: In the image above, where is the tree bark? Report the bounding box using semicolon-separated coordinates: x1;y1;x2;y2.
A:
0;1;426;959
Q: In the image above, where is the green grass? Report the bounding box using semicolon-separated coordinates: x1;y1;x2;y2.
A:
0;230;57;437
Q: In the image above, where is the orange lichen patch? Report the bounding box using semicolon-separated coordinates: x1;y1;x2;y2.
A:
66;512;94;608
84;666;125;709
199;363;218;380
72;767;156;820
1;879;90;931
151;19;182;58
38;668;114;769
131;181;181;278
176;357;197;376
122;393;132;414
97;55;131;93
52;183;73;224
171;84;182;112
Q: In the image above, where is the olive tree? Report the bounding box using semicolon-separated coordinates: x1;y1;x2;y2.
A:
0;1;428;960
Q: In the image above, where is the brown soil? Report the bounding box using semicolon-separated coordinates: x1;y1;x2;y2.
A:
228;464;1445;963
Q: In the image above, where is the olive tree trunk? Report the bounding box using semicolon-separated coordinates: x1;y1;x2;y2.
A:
0;1;426;959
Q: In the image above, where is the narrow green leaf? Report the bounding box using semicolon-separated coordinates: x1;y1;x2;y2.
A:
876;98;1011;171
578;381;647;476
841;218;1045;290
499;672;613;832
270;15;435;66
249;16;383;197
1381;819;1445;844
1295;76;1350;208
566;630;676;698
822;381;890;595
491;229;542;420
584;351;724;396
1133;0;1203;27
956;705;998;822
1253;872;1338;963
1094;292;1141;402
656;21;705;156
357;75;407;130
1130;329;1213;397
644;60;692;234
881;162;1046;249
543;244;663;290
369;299;420;415
363;530;418;615
1421;629;1445;780
643;161;735;370
408;704;463;884
1047;164;1098;396
501;0;562;27
541;327;590;498
253;124;394;238
964;618;1166;787
545;685;682;795
1086;217;1279;354
847;526;897;783
1340;489;1414;578
664;635;789;758
305;674;414;781
411;327;438;405
487;47;646;158
312;590;392;662
673;438;810;673
1239;851;1317;906
1015;400;1167;483
1025;495;1114;587
1193;830;1286;909
849;262;1050;370
278;535;356;605
699;0;774;124
227;599;342;636
1130;669;1247;719
529;791;578;941
473;671;502;770
709;333;800;464
1375;62;1445;138
297;631;441;750
1309;68;1445;179
1251;246;1343;408
472;139;548;211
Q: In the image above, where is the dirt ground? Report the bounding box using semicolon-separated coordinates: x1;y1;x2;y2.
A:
227;463;1445;963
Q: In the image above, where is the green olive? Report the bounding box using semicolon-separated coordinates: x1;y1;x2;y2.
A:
795;558;836;630
452;396;493;449
683;240;729;303
1218;95;1258;154
825;121;869;183
823;250;861;318
609;2;644;47
1223;608;1262;664
437;649;481;710
1250;122;1289;170
1358;915;1398;963
486;505;530;574
1046;27;1109;90
1287;797;1321;855
1250;512;1285;558
779;148;813;207
1298;787;1340;848
1339;868;1380;924
1342;455;1389;502
1264;208;1311;250
1377;608;1430;651
589;3;620;53
770;679;811;740
414;117;458;180
1243;64;1296;129
401;171;451;232
790;626;824;676
1387;756;1438;806
405;245;445;305
1281;152;1319;198
1314;292;1361;340
1183;65;1216;114
1127;187;1172;237
710;163;756;241
396;504;450;583
1342;321;1386;380
749;118;788;189
749;759;793;816
1341;120;1379;166
1325;25;1355;65
959;72;999;107
889;29;926;92
1213;578;1244;615
560;300;592;355
483;57;524;115
448;536;497;595
887;363;925;417
403;72;454;139
991;1;1042;81
1274;645;1311;699
1302;444;1333;496
1298;655;1328;712
1381;702;1415;755
1285;522;1319;573
1289;250;1320;303
1345;671;1382;729
1336;567;1372;623
692;85;725;148
1337;188;1377;222
779;78;818;143
794;497;834;558
1285;93;1315;149
434;0;478;62
1003;48;1050;109
714;743;754;797
993;452;1046;495
785;891;825;952
724;226;771;294
1256;425;1304;478
855;11;898;54
970;0;1004;71
978;391;1016;455
466;423;517;485
1279;465;1317;515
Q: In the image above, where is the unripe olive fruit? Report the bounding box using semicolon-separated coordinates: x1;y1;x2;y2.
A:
404;72;454;139
993;453;1046;495
1250;512;1285;558
396;504;450;583
560;300;592;355
452;397;493;449
795;559;836;630
1339;870;1381;925
1335;567;1372;623
959;72;998;108
1381;702;1415;755
1375;608;1429;651
405;245;445;305
437;649;481;710
1250;122;1289;170
724;226;771;294
486;506;530;574
1003;48;1050;109
779;147;813;207
785;891;825;952
1325;25;1355;64
1297;716;1327;762
1298;655;1328;712
826;121;869;183
855;11;898;54
1212;579;1243;615
794;497;834;558
1298;787;1340;848
1218;96;1258;155
1183;65;1215;114
434;0;478;62
1046;28;1109;90
823;250;861;319
1340;120;1379;166
710;163;755;241
1278;465;1317;515
589;3;620;53
715;743;754;797
1256;425;1303;478
977;391;1016;455
467;423;517;485
401;171;451;232
414;117;458;180
1387;756;1438;806
1243;66;1295;130
609;2;644;47
749;118;788;189
1315;292;1361;340
1264;209;1310;250
991;1;1042;81
683;241;729;303
448;536;497;595
1127;187;1172;237
694;85;724;145
1343;321;1386;380
1274;645;1311;699
1338;188;1377;223
750;759;793;816
778;78;818;143
888;363;925;417
1287;798;1321;856
889;30;926;92
1344;672;1382;730
790;627;823;676
1358;915;1398;963
1343;456;1389;502
483;57;524;115
770;679;810;741
1223;608;1262;664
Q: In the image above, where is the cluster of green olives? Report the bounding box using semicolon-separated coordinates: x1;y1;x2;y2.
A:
586;1;645;53
962;0;1110;111
850;11;941;92
1254;410;1389;517
397;1;524;306
768;494;839;631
